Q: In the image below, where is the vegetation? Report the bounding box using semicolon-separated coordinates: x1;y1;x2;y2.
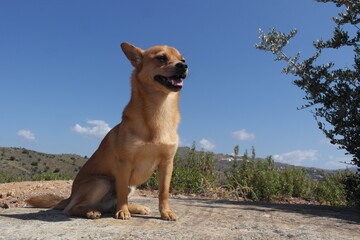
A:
223;146;351;206
255;0;359;170
140;145;357;207
341;169;360;206
0;147;87;181
140;143;218;196
0;170;24;183
255;0;359;207
314;171;347;206
0;146;358;207
31;172;72;181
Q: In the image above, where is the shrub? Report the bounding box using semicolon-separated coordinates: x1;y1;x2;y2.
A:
31;161;38;166
313;171;347;206
341;170;360;207
227;146;317;202
170;145;218;195
0;171;24;183
31;172;71;181
21;149;29;154
140;143;218;196
279;167;312;198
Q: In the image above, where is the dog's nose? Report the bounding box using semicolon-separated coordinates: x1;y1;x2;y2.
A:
175;62;188;70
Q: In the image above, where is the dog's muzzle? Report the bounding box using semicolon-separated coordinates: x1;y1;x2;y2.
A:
154;62;188;92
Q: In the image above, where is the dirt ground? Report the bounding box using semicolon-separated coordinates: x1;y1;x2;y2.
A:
1;181;359;240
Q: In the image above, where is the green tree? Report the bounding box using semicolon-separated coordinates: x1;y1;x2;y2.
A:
255;0;359;170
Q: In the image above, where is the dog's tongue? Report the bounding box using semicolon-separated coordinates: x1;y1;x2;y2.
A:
169;77;183;87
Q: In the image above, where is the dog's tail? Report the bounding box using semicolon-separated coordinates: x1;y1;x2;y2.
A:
26;194;70;210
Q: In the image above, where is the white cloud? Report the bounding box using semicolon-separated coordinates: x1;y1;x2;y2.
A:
273;150;318;166
232;129;255;141
325;161;348;169
72;120;111;139
179;138;191;148
325;155;352;169
199;139;215;150
17;129;36;142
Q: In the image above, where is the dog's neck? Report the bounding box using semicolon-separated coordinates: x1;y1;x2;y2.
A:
122;73;181;143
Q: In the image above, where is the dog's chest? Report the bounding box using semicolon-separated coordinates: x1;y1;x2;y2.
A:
129;142;177;186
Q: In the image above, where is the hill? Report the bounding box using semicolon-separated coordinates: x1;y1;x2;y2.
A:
0;147;87;181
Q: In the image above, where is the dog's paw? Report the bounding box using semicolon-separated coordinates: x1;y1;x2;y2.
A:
140;207;151;215
138;206;151;215
86;210;102;219
160;210;177;221
128;204;152;215
115;209;131;220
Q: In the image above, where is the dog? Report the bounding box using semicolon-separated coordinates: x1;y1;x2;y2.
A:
26;42;188;221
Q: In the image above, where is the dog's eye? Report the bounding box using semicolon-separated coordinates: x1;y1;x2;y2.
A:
156;55;167;62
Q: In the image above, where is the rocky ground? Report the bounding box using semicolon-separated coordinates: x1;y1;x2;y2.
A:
1;181;359;240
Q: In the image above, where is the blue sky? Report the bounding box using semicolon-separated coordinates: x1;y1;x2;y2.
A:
0;0;354;169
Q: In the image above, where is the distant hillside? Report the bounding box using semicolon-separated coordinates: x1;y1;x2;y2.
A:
0;147;87;181
0;146;356;183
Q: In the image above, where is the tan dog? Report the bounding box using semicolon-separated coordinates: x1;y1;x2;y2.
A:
27;42;188;221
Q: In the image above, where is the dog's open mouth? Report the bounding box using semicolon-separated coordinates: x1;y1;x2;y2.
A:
154;75;185;92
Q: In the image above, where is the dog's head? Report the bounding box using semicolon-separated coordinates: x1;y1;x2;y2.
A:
121;42;188;93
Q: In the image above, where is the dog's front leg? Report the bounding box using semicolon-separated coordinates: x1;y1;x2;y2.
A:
114;164;131;220
158;159;177;221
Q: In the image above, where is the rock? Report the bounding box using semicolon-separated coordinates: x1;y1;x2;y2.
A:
6;191;14;197
1;203;9;209
0;181;359;240
1;196;359;240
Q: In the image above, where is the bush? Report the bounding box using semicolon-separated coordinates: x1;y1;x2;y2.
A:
341;170;360;207
31;172;71;181
140;143;218;196
225;146;346;205
21;149;29;154
171;145;218;195
226;155;285;201
313;171;347;206
31;161;38;166
0;171;24;183
279;167;312;198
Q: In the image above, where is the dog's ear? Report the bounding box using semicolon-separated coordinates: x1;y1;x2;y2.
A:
121;42;144;69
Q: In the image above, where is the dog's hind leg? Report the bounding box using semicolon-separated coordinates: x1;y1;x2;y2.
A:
54;198;71;210
64;177;112;219
68;206;103;219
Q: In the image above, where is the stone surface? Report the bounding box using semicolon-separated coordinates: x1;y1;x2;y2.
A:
1;195;360;240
